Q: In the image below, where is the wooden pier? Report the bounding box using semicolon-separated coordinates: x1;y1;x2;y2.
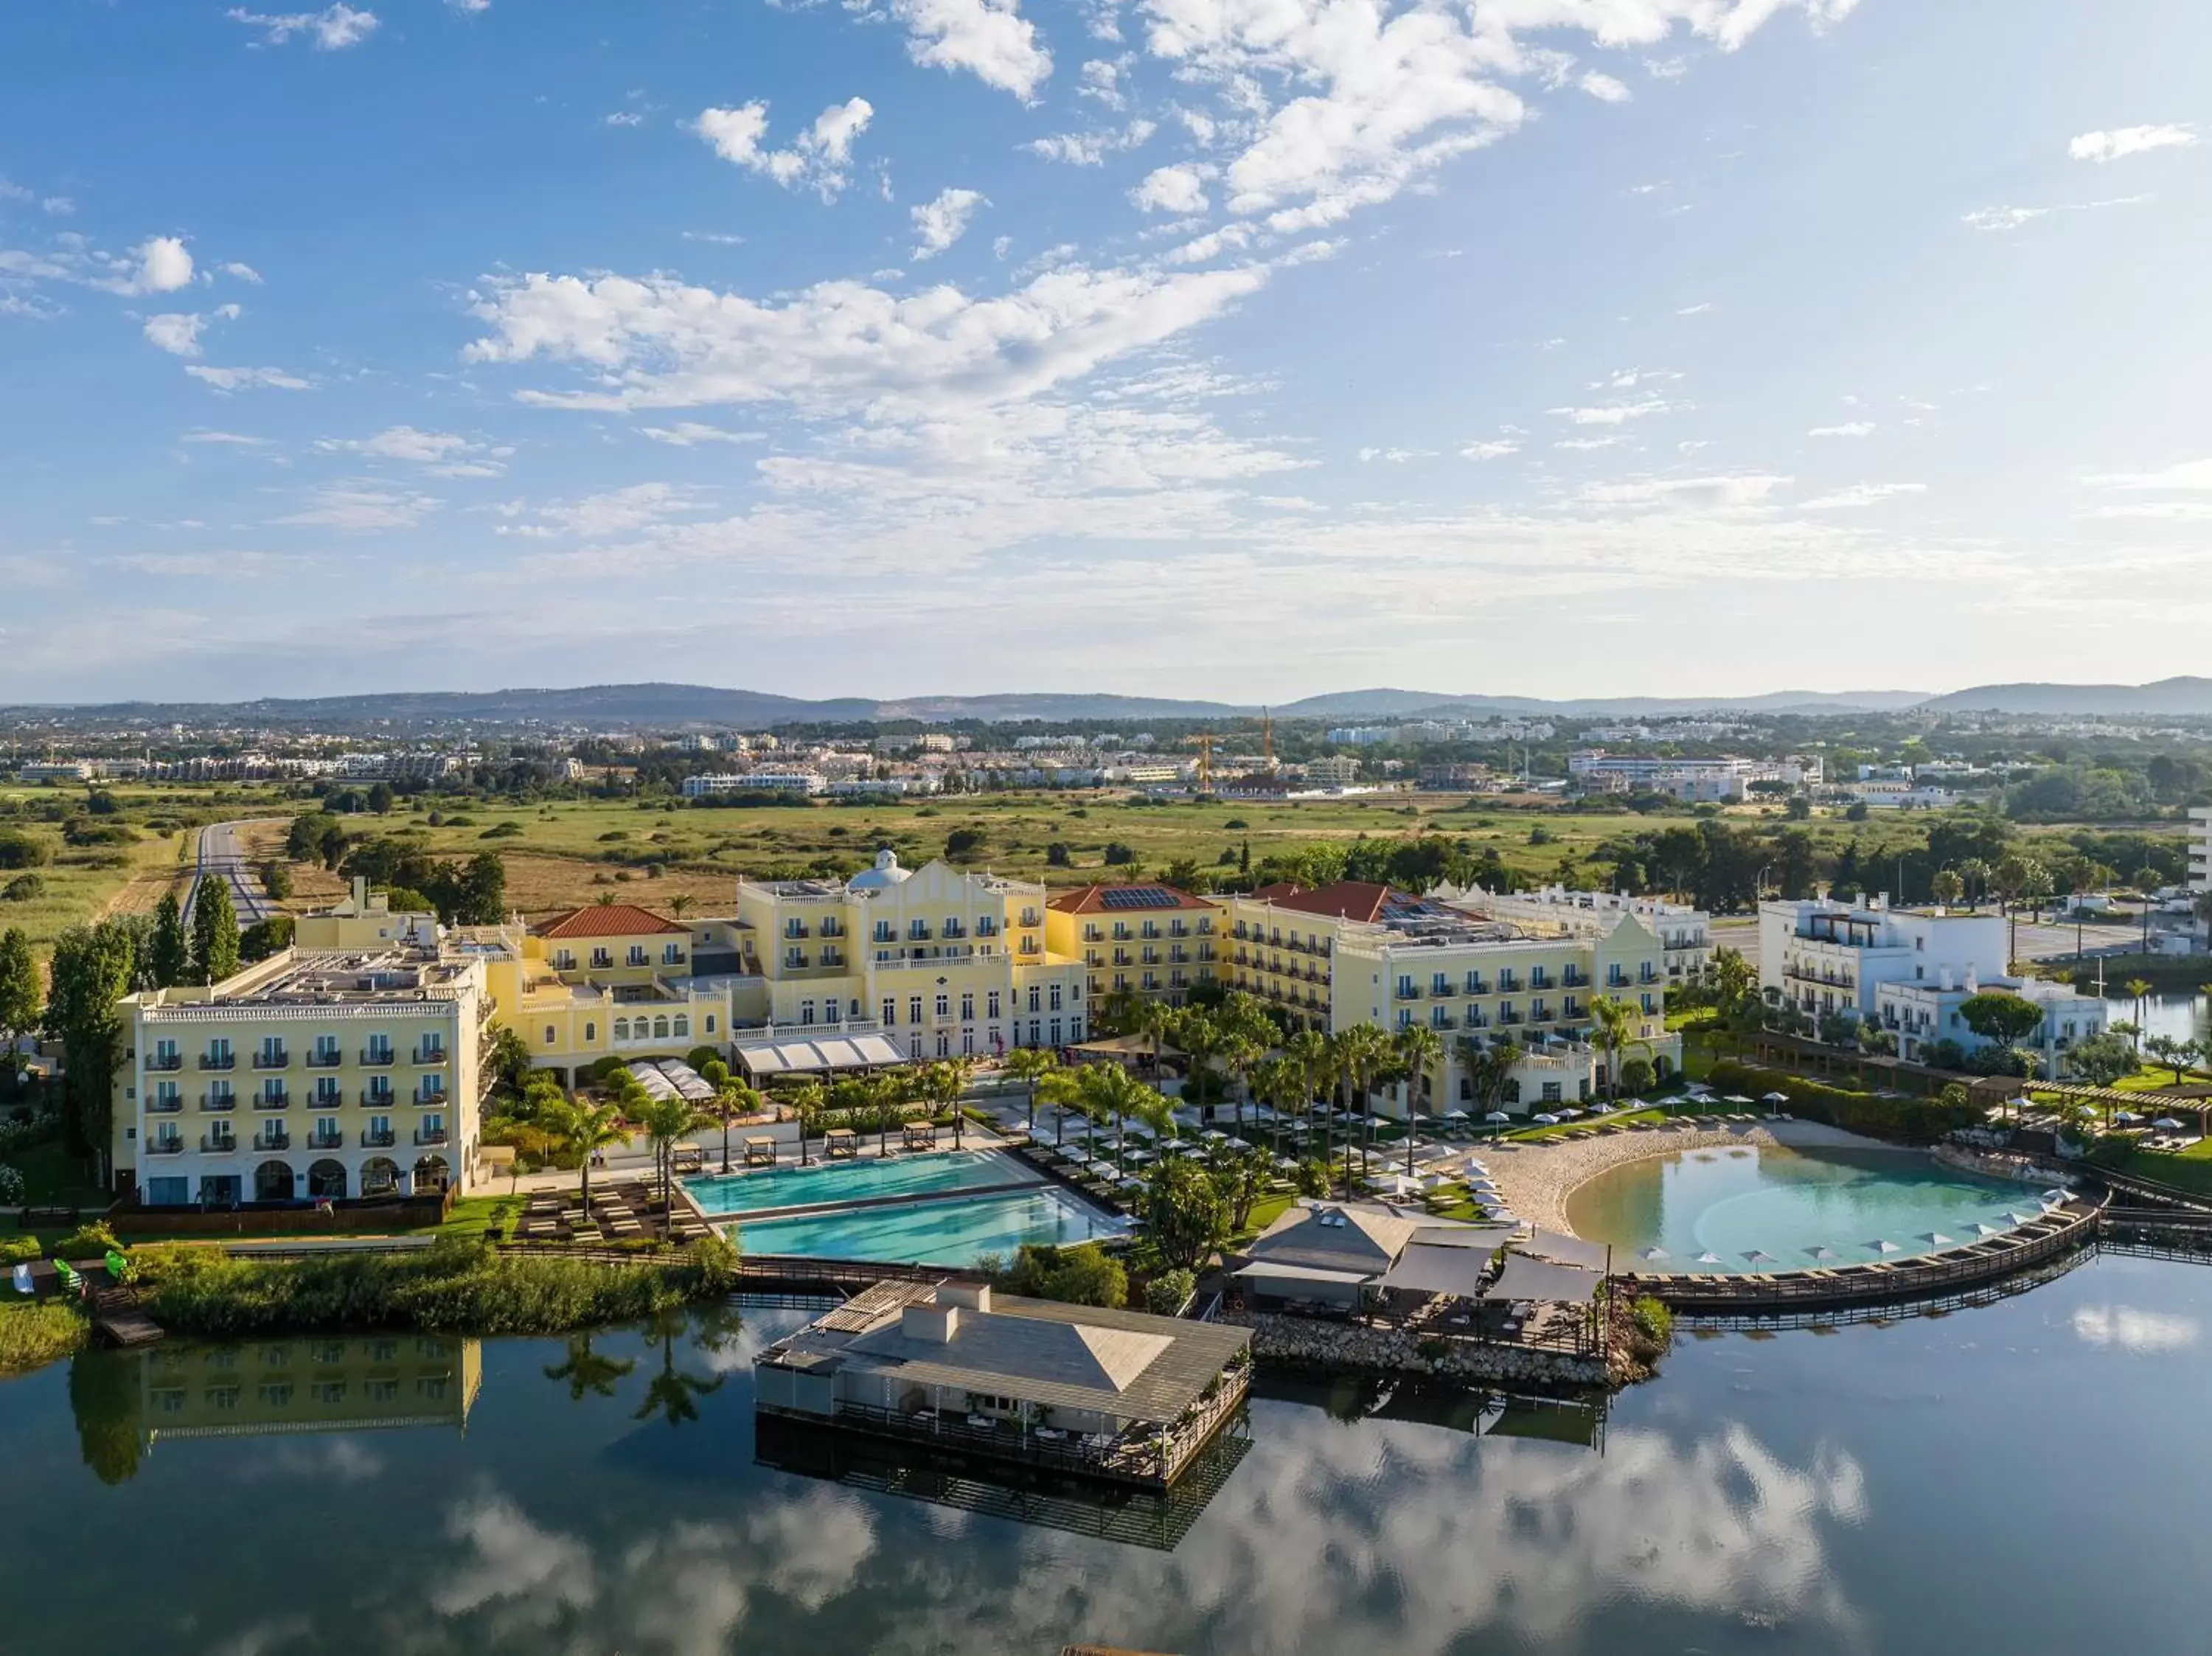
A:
88;1284;165;1347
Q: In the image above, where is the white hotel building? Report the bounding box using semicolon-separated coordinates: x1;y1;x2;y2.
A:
1758;896;2006;1023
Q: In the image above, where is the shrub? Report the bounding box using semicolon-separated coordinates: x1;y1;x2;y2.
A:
53;1221;121;1261
0;1301;88;1378
1293;1159;1331;1197
1703;1060;1980;1140
0;1163;21;1204
1630;1295;1673;1344
997;1242;1126;1308
1;874;44;902
0;1233;42;1265
1144;1267;1197;1315
1619;1057;1655;1096
0;829;48;870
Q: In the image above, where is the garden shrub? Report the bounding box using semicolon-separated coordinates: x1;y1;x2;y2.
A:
1144;1267;1197;1315
1703;1060;1980;1141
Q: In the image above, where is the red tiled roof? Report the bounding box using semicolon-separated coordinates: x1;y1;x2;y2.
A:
1245;881;1397;923
536;903;688;939
1047;883;1216;914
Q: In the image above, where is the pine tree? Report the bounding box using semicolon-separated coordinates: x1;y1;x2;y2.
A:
0;927;40;1088
150;890;188;987
190;878;240;984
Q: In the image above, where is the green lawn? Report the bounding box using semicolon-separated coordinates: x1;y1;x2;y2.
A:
2095;1139;2212;1195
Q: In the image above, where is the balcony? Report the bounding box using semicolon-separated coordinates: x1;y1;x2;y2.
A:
359;1049;396;1067
1394;986;1422;1001
146;1138;187;1157
200;1133;238;1154
1531;1009;1556;1023
147;1053;182;1072
414;1089;448;1107
1529;975;1552;992
253;1051;290;1070
305;1050;343;1069
198;1054;236;1072
1464;1013;1489;1030
199;1094;235;1113
147;1094;182;1114
361;1090;397;1110
305;1131;345;1150
1562;970;1588;989
411;1046;446;1066
360;1130;397;1149
414;1129;450;1147
253;1130;291;1152
1498;1011;1524;1026
253;1090;289;1110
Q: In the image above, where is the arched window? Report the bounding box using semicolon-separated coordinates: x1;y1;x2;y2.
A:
584;1022;597;1043
672;1016;689;1037
653;1016;670;1039
706;1015;716;1033
613;1019;630;1040
543;1026;554;1046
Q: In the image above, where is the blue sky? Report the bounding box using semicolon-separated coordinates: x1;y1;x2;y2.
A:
1;0;2205;704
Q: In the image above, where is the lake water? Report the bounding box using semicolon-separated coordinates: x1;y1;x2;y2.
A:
8;1250;2212;1655
1565;1142;2042;1271
2129;989;2210;1046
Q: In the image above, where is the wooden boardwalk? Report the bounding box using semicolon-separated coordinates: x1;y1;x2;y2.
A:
88;1285;165;1347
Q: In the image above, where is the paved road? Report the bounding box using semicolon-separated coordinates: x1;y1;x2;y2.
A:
182;818;279;931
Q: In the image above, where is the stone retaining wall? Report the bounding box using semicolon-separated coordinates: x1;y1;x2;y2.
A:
1223;1309;1611;1388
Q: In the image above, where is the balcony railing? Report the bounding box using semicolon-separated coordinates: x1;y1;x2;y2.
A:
306;1051;343;1068
253;1091;289;1110
145;1138;185;1156
360;1130;397;1149
254;1131;291;1152
305;1131;345;1150
1395;986;1422;1000
147;1054;182;1072
199;1094;235;1113
414;1089;448;1107
361;1090;397;1109
199;1054;235;1071
414;1129;449;1147
360;1049;396;1067
253;1051;290;1070
200;1133;238;1153
411;1047;446;1065
147;1095;182;1114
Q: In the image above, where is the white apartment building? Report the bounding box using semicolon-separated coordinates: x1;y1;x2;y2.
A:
1567;751;1820;801
2191;805;2211;893
1874;970;2108;1080
1304;755;1361;787
1441;883;1712;981
1758;896;2006;1022
682;770;826;798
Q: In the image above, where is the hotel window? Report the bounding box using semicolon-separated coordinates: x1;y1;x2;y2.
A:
662;943;684;964
987;991;1001;1019
312;1382;347;1405
627;946;648;967
1048;1018;1062;1046
935;993;950;1020
959;992;974;1021
1048;985;1062;1011
1027;987;1041;1014
313;1035;340;1065
554;950;576;970
672;1016;688;1037
259;1382;293;1407
653;1016;669;1039
909;996;924;1025
585;1021;597;1042
153;1038;178;1068
936;1032;950;1057
614;1019;630;1040
882;998;897;1025
800;1002;815;1026
591;948;613;970
314;1116;338;1144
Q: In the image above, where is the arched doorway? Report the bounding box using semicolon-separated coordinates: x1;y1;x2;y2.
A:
360;1156;400;1197
307;1160;347;1199
254;1160;296;1203
412;1155;452;1194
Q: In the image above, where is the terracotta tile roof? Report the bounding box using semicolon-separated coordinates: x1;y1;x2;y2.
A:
1046;883;1216;914
1244;881;1397;923
536;903;688;939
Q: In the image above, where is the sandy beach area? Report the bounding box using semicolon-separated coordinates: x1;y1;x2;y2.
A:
1480;1118;1887;1236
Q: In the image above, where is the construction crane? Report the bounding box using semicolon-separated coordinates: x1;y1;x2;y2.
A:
1262;706;1276;770
1186;731;1216;794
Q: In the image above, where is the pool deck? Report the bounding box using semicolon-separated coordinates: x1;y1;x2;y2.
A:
1485;1117;1880;1237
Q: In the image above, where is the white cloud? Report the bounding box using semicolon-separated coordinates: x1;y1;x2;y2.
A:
1675;301;1714;315
226;4;380;49
1808;421;1875;438
878;0;1053;101
143;305;240;358
910;187;988;260
641;422;765;447
1027;119;1156;165
681;231;747;246
1963;195;2149;232
272;484;439;530
42;196;74;216
2071;1304;2199;1351
2081;458;2212;493
317;426;505;476
2069;124;2197;164
1357;446;1433;462
1799;481;1924;509
448;0;491;12
1130;164;1210;214
604;112;645;128
184;364;312;392
505;482;720;539
1579;71;1632;103
98;235;195;296
1582;473;1790;509
1550;397;1683;426
220;261;264;282
181;429;274;445
692;99;874;199
1461;439;1520;459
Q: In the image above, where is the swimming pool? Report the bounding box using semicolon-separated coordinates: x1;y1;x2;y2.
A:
1565;1141;2044;1273
682;1148;1037;1217
728;1187;1129;1267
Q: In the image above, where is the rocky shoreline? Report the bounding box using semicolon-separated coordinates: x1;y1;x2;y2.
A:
1222;1308;1624;1388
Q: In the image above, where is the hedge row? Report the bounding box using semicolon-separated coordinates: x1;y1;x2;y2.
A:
1704;1060;1980;1142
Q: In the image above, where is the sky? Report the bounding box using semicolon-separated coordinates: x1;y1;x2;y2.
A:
1;0;2206;706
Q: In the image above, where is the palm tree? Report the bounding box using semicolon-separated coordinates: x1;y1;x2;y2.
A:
1003;1045;1060;1134
1217;1031;1264;1140
1392;1023;1444;1177
633;1307;726;1430
633;1091;714;1222
667;893;695;920
1286;1029;1330;1176
783;1078;826;1166
1035;1065;1082;1147
549;1096;630;1221
2124;978;2153;1049
1931;867;1964;910
1957;857;1992;911
1133;998;1176;1079
1251;1057;1299;1160
1079;1060;1152;1165
1587;996;1651;1103
869;1068;911;1158
925;1054;977;1148
1172;1006;1222;1123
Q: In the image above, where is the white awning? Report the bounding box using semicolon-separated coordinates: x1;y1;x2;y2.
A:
733;1030;906;1076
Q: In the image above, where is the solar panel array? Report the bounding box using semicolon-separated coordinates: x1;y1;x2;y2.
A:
1099;886;1179;909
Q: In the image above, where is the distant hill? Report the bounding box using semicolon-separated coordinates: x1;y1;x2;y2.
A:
2;681;1945;730
1918;678;2212;716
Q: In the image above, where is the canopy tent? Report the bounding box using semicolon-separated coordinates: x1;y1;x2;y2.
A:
1380;1241;1500;1298
1518;1229;1610;1272
733;1029;906;1078
1482;1254;1601;1304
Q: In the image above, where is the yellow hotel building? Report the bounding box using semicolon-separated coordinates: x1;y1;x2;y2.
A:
139;1334;482;1447
1043;883;1225;1008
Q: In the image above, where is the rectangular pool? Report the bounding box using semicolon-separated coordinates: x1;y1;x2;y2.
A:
728;1187;1129;1267
682;1147;1037;1217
